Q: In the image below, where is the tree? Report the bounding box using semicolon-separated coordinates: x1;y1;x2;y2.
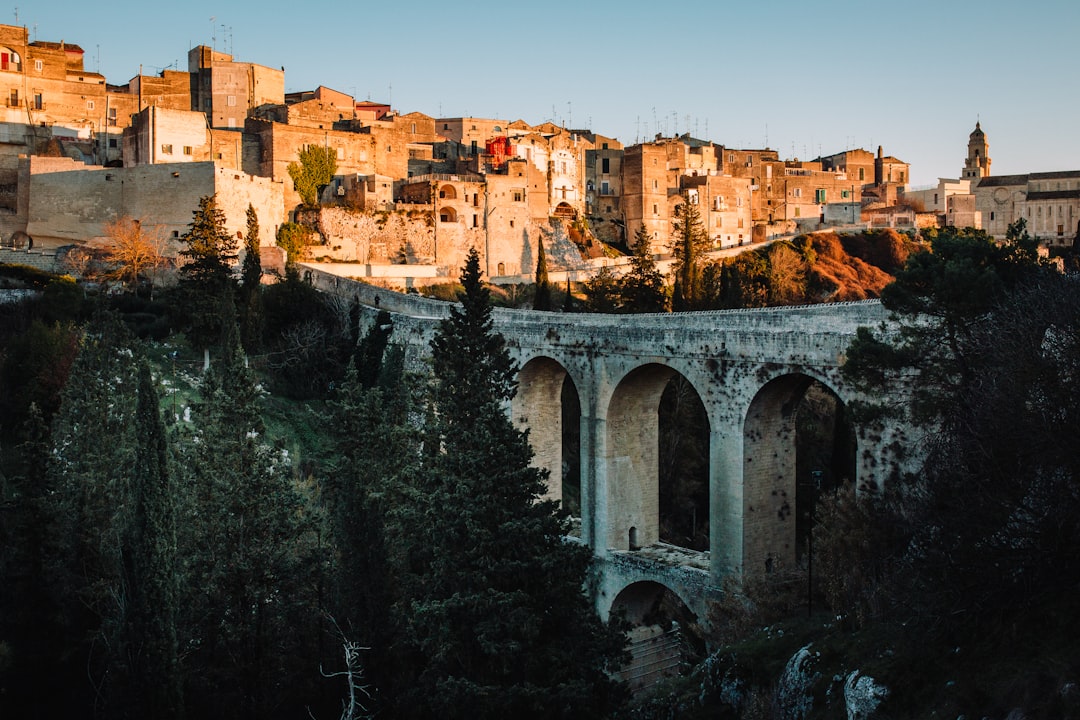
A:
276;221;314;265
766;242;807;305
239;204;264;353
533;237;552;311
844;226;1044;423
178;195;239;369
123;362;183;719
621;225;668;312
178;316;328;719
288;144;338;207
671;195;709;310
584;266;621;313
393;248;625;718
103;215;165;296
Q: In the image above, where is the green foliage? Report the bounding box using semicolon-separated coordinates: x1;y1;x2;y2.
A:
671;195;709;310
846;226;1047;423
585;266;621;313
0;318;80;436
391;247;626;718
260;266;352;398
276;222;313;265
533;237;552;311
621;226;668;313
177;320;329;719
239;204;264;353
287;144;338;207
178;195;239;355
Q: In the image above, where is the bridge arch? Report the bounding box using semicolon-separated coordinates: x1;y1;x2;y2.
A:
513;356;582;512
608;580;696;627
602;363;710;552
741;371;856;575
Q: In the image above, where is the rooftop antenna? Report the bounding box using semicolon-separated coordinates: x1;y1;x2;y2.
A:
96;44;100;74
765;123;769;148
388;82;392;107
635;115;640;144
567;101;571;128
13;8;17;25
210;17;215;50
652;107;657;135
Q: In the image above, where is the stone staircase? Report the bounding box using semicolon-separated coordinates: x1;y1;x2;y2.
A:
612;624;683;694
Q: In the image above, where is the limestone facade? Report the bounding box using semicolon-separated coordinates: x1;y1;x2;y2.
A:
19;156;282;252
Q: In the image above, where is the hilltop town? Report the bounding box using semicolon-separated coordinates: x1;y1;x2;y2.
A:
2;22;1077;284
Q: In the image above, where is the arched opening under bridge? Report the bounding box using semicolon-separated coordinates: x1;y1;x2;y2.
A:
742;373;856;575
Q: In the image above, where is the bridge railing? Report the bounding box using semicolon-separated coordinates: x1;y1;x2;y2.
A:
299;263;890;330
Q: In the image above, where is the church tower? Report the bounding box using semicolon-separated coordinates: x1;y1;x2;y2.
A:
963;121;991;181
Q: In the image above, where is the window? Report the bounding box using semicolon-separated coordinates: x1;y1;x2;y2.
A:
470;140;477;154
227;95;236;107
472;214;478;227
227;118;236;128
815;188;826;203
795;207;801;217
990;211;995;221
34;59;42;72
87;100;95;111
601;158;610;174
108;107;117;126
33;92;42;110
842;190;850;199
183;146;193;155
512;189;523;202
858;168;865;181
900;171;905;183
652;179;658;190
161;144;173;154
601;181;609;195
444;123;449;130
411;122;417;134
109;138;117;148
653;204;658;215
605;205;612;213
793;187;802;198
509;220;514;228
602;142;608;150
386;145;392;153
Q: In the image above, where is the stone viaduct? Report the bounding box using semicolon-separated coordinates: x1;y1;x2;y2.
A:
305;267;914;628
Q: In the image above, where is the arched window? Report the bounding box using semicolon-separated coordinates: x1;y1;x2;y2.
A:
0;47;22;72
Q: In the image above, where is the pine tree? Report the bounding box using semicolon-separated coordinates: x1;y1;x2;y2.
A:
533;237;552;311
178;195;239;368
621;225;668;312
671;194;709;311
394;248;625;719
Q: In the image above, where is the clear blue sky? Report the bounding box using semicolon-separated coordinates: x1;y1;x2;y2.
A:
20;0;1079;187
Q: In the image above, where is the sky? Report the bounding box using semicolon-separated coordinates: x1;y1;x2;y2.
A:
20;0;1080;187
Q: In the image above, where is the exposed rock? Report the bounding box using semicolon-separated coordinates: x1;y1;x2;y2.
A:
843;670;889;720
776;644;820;720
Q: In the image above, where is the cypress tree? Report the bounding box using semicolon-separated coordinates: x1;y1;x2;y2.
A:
395;248;625;719
533;237;552;311
178;195;238;369
239;204;263;353
124;362;183;719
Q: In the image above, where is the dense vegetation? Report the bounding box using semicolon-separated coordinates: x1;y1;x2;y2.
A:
634;221;1080;719
0;202;624;718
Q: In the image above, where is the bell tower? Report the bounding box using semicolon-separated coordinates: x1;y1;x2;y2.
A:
963;121;991;181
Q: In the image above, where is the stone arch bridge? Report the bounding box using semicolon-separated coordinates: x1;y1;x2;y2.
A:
306;268;913;627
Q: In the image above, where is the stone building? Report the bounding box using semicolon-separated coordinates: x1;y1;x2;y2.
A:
188;45;283;130
18;156;283;252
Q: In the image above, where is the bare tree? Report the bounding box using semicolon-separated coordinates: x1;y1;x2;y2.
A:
103;215;166;295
